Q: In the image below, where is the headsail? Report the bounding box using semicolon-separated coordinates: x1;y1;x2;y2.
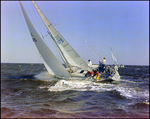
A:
19;1;71;79
32;1;89;70
110;47;119;66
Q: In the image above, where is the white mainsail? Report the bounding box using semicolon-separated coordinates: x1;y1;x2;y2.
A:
32;1;89;70
19;1;71;79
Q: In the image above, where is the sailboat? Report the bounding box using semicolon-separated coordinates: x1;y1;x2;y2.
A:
19;1;120;81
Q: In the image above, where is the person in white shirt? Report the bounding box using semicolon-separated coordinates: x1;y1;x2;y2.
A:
102;57;106;65
88;59;92;68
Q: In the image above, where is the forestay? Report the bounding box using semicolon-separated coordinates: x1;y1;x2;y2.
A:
32;1;89;70
19;1;71;79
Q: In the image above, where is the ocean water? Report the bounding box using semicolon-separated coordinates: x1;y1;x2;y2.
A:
1;63;149;118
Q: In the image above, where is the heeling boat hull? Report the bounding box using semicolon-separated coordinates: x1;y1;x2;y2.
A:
62;69;120;81
53;65;120;81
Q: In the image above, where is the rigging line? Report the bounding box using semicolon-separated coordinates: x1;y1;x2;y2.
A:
31;1;52;40
16;1;42;63
31;1;44;38
26;1;44;39
84;40;103;61
31;1;52;53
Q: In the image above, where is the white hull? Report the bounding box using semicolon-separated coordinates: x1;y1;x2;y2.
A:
69;68;120;81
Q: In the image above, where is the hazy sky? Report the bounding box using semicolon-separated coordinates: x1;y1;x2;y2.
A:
1;1;149;65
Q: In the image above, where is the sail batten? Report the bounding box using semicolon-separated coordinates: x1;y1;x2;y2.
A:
19;1;71;79
32;1;89;70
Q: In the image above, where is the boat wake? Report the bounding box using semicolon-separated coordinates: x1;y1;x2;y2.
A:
34;71;149;105
38;78;148;101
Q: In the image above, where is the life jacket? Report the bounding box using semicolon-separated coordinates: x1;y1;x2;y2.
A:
91;71;94;76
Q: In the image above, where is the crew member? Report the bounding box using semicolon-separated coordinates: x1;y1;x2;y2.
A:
88;59;92;68
98;61;103;73
102;57;106;73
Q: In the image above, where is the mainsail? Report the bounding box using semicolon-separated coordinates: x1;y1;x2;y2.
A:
19;1;71;79
32;1;89;70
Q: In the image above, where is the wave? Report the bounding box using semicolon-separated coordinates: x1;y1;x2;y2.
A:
45;79;149;104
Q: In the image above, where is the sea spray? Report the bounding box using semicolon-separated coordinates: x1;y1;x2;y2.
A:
34;71;56;81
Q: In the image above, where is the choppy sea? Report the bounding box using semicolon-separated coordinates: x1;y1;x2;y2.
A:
1;63;149;118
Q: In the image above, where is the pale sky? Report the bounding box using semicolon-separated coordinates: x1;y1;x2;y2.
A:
1;1;149;65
